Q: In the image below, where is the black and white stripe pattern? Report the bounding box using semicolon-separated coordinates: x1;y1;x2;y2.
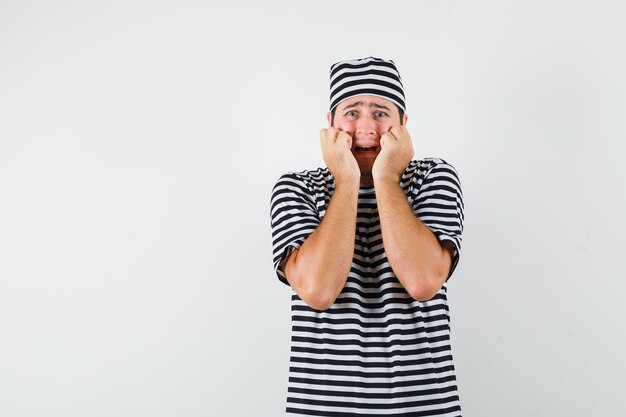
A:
270;158;465;416
329;56;406;112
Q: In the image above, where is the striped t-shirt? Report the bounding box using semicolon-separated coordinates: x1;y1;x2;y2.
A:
270;158;465;417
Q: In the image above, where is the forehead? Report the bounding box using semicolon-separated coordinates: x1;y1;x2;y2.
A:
337;95;396;111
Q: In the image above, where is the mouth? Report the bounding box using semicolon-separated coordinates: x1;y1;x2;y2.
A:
353;145;379;154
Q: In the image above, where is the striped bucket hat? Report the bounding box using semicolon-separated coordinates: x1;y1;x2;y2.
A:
329;57;405;112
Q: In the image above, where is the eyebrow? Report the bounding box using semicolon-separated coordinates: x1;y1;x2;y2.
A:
341;101;391;111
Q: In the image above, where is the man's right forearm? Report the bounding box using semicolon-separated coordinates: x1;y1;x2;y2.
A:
283;179;359;310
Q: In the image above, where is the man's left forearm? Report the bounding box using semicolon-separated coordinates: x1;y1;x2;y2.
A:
374;176;452;301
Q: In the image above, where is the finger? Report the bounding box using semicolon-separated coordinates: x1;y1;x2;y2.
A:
392;125;411;141
337;130;352;148
326;127;339;143
320;129;329;154
380;130;394;146
389;126;402;139
380;136;387;148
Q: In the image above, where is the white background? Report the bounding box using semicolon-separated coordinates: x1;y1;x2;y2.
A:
1;1;625;416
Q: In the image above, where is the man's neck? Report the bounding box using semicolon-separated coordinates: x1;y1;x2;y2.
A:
360;174;374;188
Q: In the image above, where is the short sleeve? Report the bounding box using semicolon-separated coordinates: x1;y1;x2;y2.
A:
270;173;321;286
412;162;465;281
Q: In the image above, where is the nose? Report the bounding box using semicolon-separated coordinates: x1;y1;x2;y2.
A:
355;115;378;137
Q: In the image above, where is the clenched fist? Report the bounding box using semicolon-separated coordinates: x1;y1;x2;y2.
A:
320;127;360;185
372;125;414;183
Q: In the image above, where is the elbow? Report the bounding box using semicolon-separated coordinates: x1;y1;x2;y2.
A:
403;274;444;302
407;285;439;302
286;256;344;311
305;297;335;311
295;274;340;311
285;257;339;311
300;285;338;311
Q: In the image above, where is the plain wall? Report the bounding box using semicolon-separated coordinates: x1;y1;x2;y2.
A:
1;1;625;416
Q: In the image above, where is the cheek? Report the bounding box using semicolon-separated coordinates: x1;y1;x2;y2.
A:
335;121;356;134
376;122;393;135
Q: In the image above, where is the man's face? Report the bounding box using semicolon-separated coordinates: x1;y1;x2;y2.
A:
328;95;408;179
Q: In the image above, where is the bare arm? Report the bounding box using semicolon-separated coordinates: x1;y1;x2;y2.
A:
372;125;453;301
374;176;452;301
282;127;361;310
282;178;359;310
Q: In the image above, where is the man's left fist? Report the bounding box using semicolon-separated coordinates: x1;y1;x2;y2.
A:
372;125;414;183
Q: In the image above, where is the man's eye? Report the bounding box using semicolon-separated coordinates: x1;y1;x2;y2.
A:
375;111;388;118
345;111;357;117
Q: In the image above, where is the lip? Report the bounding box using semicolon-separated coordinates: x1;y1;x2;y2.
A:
352;145;380;154
352;141;379;149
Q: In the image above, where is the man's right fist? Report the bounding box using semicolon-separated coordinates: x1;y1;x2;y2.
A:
320;127;360;185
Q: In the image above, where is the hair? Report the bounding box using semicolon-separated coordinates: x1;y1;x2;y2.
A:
330;104;405;126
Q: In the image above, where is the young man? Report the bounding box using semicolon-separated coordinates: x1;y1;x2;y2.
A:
270;57;465;416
